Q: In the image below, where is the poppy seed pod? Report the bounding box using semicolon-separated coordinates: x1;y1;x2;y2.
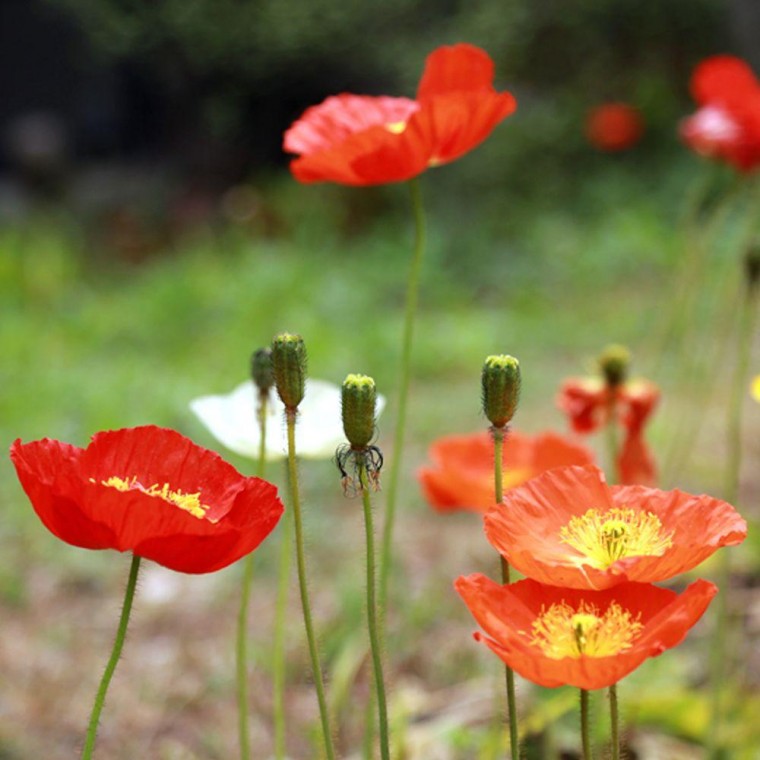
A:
482;355;520;429
598;344;631;388
342;374;377;449
271;333;307;410
251;347;274;393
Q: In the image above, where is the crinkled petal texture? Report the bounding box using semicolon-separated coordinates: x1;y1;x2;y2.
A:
484;464;746;590
10;426;284;574
455;574;717;690
418;430;595;513
284;43;516;185
682;55;760;172
190;378;386;461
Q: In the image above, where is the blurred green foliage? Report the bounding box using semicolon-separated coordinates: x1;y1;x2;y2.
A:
46;0;730;168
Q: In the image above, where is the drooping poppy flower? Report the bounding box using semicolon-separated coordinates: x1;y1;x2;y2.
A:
283;43;516;186
190;378;386;461
10;425;284;574
418;429;596;513
455;574;717;690
484;464;746;590
585;103;644;152
557;376;659;485
680;55;760;172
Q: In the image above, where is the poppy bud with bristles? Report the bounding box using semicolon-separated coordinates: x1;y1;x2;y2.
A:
251;347;274;393
482;355;520;429
271;333;307;411
598;344;631;388
342;374;377;449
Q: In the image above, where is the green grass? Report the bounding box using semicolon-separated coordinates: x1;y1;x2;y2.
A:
1;157;759;757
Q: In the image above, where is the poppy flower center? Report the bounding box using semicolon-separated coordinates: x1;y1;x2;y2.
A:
529;600;643;659
96;476;212;520
558;507;673;569
385;121;408;134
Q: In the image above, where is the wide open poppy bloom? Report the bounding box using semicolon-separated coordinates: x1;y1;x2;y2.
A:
10;425;284;574
283;43;516;186
484;464;746;590
680;55;760;172
585;103;644;152
455;574;717;690
557;376;659;485
418;430;595;513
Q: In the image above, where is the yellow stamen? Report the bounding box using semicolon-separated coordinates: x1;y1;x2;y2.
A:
385;121;407;134
559;507;673;569
96;475;211;519
530;600;643;659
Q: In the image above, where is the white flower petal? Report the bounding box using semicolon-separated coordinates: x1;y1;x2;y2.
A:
190;378;386;461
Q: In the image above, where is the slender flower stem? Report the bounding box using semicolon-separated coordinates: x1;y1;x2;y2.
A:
609;683;620;760
286;409;336;760
273;476;294;760
580;689;592;760
493;427;519;760
236;392;268;760
380;177;426;615
81;553;141;760
708;272;759;758
360;461;391;760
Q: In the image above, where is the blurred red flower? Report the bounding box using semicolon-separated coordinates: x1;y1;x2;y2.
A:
455;574;716;690
557;376;659;485
680;55;760;172
418;430;595;513
10;426;284;574
585;103;644;152
484;464;746;590
283;44;516;185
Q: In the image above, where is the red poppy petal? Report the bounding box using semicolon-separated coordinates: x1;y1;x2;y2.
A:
283;94;419;156
10;438;118;550
417;44;498;100
691;55;759;106
413;91;516;166
617;433;657;486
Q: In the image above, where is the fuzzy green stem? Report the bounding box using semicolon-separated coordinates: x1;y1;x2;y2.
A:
273;475;293;760
609;684;620;760
81;553;141;759
380;177;426;615
580;689;592;760
708;277;759;758
236;392;268;759
493;427;519;760
286;409;336;760
360;461;391;760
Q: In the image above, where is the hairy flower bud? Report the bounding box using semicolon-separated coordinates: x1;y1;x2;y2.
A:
271;333;307;410
598;344;631;388
251;347;274;393
342;374;377;449
482;355;521;429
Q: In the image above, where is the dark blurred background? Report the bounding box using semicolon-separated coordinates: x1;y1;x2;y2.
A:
1;0;758;218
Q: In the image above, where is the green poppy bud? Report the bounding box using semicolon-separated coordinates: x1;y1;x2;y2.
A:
482;355;520;429
251;347;274;393
342;374;377;449
271;333;307;410
598;344;630;388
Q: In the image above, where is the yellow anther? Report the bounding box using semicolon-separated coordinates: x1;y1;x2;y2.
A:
530;601;643;659
385;121;407;134
97;475;210;519
559;507;673;569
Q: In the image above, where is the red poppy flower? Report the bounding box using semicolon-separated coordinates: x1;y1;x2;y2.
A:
455;574;716;690
10;426;284;574
585;103;644;152
283;43;516;186
418;430;596;514
557;376;659;486
680;55;760;172
484;464;746;590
